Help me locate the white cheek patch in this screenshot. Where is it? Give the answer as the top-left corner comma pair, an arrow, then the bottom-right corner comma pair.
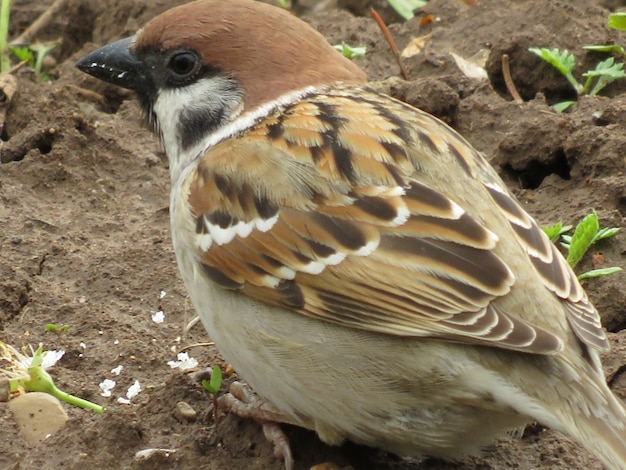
154,76 -> 243,182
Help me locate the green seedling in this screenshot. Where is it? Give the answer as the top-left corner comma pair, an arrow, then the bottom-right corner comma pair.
201,365 -> 222,425
542,221 -> 572,243
9,41 -> 57,80
529,47 -> 625,98
543,211 -> 621,280
333,43 -> 367,60
0,0 -> 57,78
29,41 -> 56,77
45,323 -> 70,333
530,12 -> 626,112
275,0 -> 289,8
386,0 -> 428,21
1,342 -> 104,413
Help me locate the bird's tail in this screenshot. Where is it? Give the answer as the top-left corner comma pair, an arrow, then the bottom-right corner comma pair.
538,370 -> 626,470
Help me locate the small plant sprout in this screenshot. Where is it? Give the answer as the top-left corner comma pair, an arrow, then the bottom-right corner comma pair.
27,41 -> 57,76
542,221 -> 572,244
45,323 -> 70,333
333,43 -> 367,60
386,0 -> 428,21
0,0 -> 57,78
543,212 -> 621,280
201,365 -> 222,424
0,342 -> 104,413
530,12 -> 626,112
529,47 -> 626,98
9,40 -> 57,80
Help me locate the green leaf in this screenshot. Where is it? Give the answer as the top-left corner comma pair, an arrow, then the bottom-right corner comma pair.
566,212 -> 599,268
553,101 -> 576,113
201,365 -> 222,395
9,45 -> 33,63
582,57 -> 625,79
45,323 -> 70,332
592,226 -> 620,243
578,267 -> 623,280
529,47 -> 575,75
542,221 -> 572,243
608,12 -> 626,31
529,47 -> 581,92
333,43 -> 367,60
583,44 -> 625,55
582,57 -> 626,95
386,0 -> 428,20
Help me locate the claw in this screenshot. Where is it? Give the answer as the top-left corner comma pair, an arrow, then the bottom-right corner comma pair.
219,381 -> 295,469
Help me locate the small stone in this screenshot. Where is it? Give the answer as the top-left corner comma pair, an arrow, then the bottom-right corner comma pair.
8,392 -> 68,443
174,401 -> 197,421
0,377 -> 10,402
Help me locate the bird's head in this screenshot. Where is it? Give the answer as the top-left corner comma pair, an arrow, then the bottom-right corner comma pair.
76,0 -> 367,176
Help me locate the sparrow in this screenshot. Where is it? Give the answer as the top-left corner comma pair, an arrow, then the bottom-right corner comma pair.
76,1 -> 626,468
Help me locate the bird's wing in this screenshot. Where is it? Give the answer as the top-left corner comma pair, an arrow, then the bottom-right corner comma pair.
182,87 -> 608,355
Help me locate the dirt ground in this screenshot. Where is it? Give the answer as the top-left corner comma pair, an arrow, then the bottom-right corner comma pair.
2,0 -> 626,469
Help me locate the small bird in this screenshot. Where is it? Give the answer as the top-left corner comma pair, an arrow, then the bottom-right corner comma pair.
76,1 -> 626,468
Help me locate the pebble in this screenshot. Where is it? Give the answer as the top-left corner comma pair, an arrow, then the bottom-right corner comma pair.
8,392 -> 68,443
174,401 -> 197,421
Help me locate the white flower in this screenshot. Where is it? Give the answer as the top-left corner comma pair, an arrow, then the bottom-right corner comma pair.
99,379 -> 116,397
117,380 -> 142,404
167,352 -> 198,371
151,310 -> 165,324
0,343 -> 63,379
39,349 -> 65,369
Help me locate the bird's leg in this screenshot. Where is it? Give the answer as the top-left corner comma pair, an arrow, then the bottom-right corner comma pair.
219,381 -> 295,470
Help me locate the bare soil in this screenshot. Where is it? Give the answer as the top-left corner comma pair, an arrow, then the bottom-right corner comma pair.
2,0 -> 626,469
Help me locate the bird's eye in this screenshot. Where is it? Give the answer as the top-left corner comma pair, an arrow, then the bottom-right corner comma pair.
168,51 -> 198,77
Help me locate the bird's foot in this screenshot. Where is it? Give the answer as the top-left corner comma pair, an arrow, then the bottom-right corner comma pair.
219,380 -> 294,470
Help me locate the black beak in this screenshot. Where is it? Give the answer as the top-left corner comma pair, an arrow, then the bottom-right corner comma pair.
76,37 -> 146,91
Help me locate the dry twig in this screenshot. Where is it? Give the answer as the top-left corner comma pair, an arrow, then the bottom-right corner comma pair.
371,8 -> 410,80
502,54 -> 523,104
